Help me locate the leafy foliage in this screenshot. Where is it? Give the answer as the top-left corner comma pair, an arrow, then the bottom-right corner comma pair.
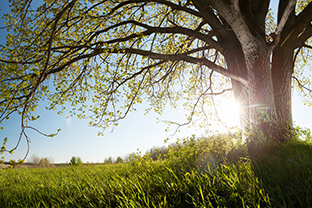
69,156 -> 83,166
1,0 -> 311,154
116,156 -> 124,164
104,156 -> 113,164
147,145 -> 169,161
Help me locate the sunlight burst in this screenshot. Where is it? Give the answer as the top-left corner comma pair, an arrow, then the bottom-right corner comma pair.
217,100 -> 240,128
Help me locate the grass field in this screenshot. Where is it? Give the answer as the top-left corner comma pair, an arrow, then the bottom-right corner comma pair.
1,131 -> 312,207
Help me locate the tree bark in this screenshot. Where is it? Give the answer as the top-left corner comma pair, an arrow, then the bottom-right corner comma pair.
224,48 -> 249,129
271,46 -> 294,142
245,50 -> 281,140
225,45 -> 294,144
224,45 -> 282,143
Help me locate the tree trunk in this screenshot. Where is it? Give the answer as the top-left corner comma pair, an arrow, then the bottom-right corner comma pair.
271,46 -> 294,142
245,51 -> 281,141
225,48 -> 281,142
225,45 -> 280,141
227,47 -> 294,144
214,2 -> 281,141
210,0 -> 296,144
224,49 -> 250,129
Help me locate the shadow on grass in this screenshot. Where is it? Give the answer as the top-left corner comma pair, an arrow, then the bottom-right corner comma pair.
248,140 -> 312,207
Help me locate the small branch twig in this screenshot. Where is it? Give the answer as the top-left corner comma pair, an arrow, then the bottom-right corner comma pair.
292,76 -> 312,93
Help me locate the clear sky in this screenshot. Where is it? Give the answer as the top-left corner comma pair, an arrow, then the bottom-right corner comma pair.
0,0 -> 311,163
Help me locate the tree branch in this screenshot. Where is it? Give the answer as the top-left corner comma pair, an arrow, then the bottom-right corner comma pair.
296,23 -> 312,48
292,76 -> 312,93
85,20 -> 222,52
192,0 -> 228,39
109,0 -> 202,19
17,0 -> 78,128
274,0 -> 296,38
47,47 -> 247,86
291,1 -> 312,46
0,57 -> 43,65
268,0 -> 296,49
204,88 -> 232,96
303,44 -> 312,50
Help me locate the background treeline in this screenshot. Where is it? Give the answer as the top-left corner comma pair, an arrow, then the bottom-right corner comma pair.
104,132 -> 245,167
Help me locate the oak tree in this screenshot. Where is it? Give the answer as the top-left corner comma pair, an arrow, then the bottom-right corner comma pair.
1,0 -> 312,156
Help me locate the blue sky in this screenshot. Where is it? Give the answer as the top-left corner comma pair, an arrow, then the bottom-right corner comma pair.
0,1 -> 312,163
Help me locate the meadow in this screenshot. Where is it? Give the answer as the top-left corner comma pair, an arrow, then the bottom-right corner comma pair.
1,129 -> 312,207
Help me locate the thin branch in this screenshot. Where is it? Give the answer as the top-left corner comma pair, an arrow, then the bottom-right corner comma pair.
115,48 -> 247,85
25,125 -> 61,137
211,92 -> 230,129
296,24 -> 312,47
293,46 -> 302,63
47,47 -> 247,86
204,88 -> 232,96
0,57 -> 43,64
161,85 -> 212,137
109,0 -> 202,19
86,20 -> 221,52
21,0 -> 78,120
303,44 -> 312,50
268,0 -> 296,49
274,0 -> 296,37
292,76 -> 312,93
291,2 -> 312,46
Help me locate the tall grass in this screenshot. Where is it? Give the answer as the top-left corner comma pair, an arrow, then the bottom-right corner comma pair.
0,131 -> 311,207
251,139 -> 312,207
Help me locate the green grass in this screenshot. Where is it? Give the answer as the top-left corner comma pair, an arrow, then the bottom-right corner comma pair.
251,140 -> 312,207
1,132 -> 312,207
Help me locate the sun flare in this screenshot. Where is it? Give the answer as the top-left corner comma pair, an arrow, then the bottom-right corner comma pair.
218,100 -> 240,127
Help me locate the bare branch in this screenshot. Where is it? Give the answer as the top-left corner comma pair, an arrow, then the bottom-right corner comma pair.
204,88 -> 232,96
110,0 -> 202,19
293,46 -> 302,63
192,0 -> 228,39
268,0 -> 296,49
292,76 -> 312,93
297,24 -> 312,47
0,57 -> 43,64
116,48 -> 247,85
25,125 -> 61,137
274,0 -> 296,38
303,44 -> 312,50
292,2 -> 312,46
48,46 -> 246,86
86,20 -> 221,52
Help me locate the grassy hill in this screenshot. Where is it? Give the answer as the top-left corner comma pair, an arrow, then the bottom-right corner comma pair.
0,130 -> 312,207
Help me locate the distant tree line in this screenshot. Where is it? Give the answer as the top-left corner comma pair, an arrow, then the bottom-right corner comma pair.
25,133 -> 248,168
103,139 -> 193,164
69,156 -> 83,166
28,154 -> 54,168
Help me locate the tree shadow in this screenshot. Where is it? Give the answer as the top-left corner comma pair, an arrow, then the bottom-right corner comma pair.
248,140 -> 312,207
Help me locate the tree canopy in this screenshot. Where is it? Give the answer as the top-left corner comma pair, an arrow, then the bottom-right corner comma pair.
0,0 -> 312,158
